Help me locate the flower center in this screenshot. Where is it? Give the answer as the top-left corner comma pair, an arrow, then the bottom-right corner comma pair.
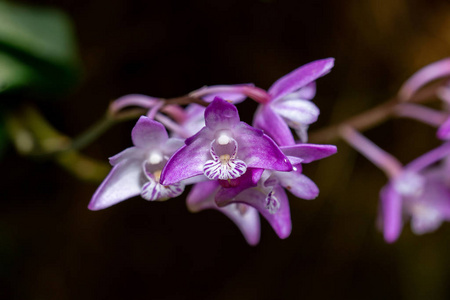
265,190 -> 280,214
153,170 -> 162,182
203,137 -> 247,180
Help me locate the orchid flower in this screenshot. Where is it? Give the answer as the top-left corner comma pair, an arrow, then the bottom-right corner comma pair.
88,116 -> 185,210
189,144 -> 337,241
341,126 -> 450,242
160,97 -> 293,186
381,142 -> 450,242
252,58 -> 335,145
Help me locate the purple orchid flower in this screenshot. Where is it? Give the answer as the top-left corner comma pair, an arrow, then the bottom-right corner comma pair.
159,97 -> 293,186
381,142 -> 450,243
252,58 -> 335,145
88,116 -> 185,211
341,126 -> 450,243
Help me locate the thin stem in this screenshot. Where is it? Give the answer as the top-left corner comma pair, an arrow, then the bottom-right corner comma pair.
309,80 -> 444,144
395,103 -> 447,127
339,125 -> 403,178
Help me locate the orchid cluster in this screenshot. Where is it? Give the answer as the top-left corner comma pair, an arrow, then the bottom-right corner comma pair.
88,58 -> 337,245
341,58 -> 450,243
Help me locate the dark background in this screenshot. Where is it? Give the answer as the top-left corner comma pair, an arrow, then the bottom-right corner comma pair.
2,0 -> 450,299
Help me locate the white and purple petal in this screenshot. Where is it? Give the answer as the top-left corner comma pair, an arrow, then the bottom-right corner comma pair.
230,185 -> 292,239
88,159 -> 142,210
268,58 -> 335,102
203,159 -> 247,180
109,147 -> 142,166
275,167 -> 319,200
141,180 -> 184,201
281,144 -> 337,163
272,98 -> 320,126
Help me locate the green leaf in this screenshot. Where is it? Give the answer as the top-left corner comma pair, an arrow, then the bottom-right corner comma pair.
0,1 -> 80,96
0,52 -> 33,93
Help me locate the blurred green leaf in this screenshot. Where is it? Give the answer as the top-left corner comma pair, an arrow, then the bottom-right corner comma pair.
0,1 -> 80,96
0,52 -> 33,93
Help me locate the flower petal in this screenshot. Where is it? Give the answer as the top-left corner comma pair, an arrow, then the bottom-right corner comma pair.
380,184 -> 403,243
276,168 -> 319,200
290,82 -> 316,100
131,116 -> 168,149
160,133 -> 211,185
398,57 -> 450,101
281,144 -> 337,163
187,180 -> 221,211
272,99 -> 320,125
109,147 -> 142,166
235,122 -> 292,171
268,58 -> 335,102
214,168 -> 264,205
230,185 -> 292,239
253,104 -> 295,146
405,141 -> 450,173
141,180 -> 184,201
88,159 -> 142,210
204,97 -> 240,131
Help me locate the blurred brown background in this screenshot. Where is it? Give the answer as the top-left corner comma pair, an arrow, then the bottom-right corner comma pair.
2,0 -> 450,299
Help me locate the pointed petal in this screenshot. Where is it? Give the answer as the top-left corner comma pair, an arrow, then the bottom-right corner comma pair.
236,122 -> 292,171
276,169 -> 319,200
272,99 -> 320,125
380,184 -> 403,243
232,185 -> 292,239
220,204 -> 261,245
132,116 -> 168,149
253,104 -> 295,146
109,147 -> 142,166
398,57 -> 450,101
281,144 -> 337,163
406,141 -> 450,173
268,58 -> 335,102
204,97 -> 240,131
160,134 -> 211,185
187,181 -> 261,245
88,159 -> 142,210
